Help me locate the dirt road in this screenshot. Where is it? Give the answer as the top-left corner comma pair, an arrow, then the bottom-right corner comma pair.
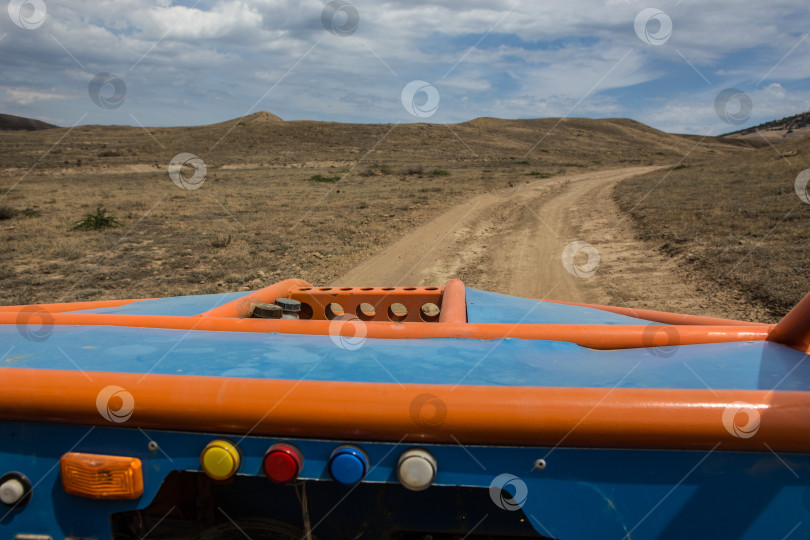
336,167 -> 659,301
337,165 -> 769,320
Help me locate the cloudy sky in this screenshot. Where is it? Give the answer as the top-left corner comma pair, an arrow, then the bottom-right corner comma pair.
1,0 -> 808,134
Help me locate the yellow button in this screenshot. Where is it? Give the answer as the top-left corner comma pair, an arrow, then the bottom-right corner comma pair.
201,440 -> 240,480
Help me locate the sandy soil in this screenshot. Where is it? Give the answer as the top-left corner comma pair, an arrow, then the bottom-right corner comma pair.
0,114 -> 756,312
338,167 -> 660,299
337,166 -> 771,320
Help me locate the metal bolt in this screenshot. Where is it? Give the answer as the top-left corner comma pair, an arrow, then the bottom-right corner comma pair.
148,440 -> 159,452
533,458 -> 547,471
252,303 -> 283,318
275,298 -> 302,313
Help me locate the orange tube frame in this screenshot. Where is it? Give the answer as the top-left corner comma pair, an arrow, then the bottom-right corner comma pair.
543,299 -> 764,327
768,291 -> 810,353
0,278 -> 773,350
2,281 -> 807,451
438,278 -> 467,324
202,278 -> 467,324
0,368 -> 807,452
0,311 -> 770,350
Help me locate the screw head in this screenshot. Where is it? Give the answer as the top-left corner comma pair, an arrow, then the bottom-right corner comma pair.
275,298 -> 302,312
252,303 -> 283,318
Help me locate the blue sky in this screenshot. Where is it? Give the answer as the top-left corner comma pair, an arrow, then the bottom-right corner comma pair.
0,0 -> 808,134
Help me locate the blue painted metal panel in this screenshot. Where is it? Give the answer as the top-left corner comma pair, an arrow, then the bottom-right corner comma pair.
71,291 -> 253,316
2,325 -> 808,390
1,422 -> 808,539
465,288 -> 659,325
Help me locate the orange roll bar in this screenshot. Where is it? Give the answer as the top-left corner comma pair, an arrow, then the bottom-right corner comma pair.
0,311 -> 771,349
541,299 -> 763,327
768,290 -> 810,353
0,368 -> 808,452
438,278 -> 467,324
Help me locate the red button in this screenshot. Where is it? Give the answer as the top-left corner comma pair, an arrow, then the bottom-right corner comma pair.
262,444 -> 302,484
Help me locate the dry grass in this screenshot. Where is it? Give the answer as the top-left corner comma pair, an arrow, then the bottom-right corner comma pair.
614,135 -> 810,320
0,113 -> 745,306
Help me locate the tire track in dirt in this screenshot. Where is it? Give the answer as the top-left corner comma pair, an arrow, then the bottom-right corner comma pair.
337,167 -> 664,302
337,163 -> 771,319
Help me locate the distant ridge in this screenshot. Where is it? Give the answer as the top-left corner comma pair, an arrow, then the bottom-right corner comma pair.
0,113 -> 58,131
0,111 -> 743,172
209,111 -> 284,127
243,111 -> 283,123
725,110 -> 810,141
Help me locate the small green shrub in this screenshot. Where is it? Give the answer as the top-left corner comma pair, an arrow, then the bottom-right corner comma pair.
71,207 -> 120,231
211,234 -> 232,248
308,174 -> 340,183
525,171 -> 552,178
428,168 -> 450,176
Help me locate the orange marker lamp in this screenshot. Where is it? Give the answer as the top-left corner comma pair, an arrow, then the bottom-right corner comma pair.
60,452 -> 144,500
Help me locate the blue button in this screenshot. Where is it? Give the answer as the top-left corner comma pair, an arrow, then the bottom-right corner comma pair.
329,446 -> 368,485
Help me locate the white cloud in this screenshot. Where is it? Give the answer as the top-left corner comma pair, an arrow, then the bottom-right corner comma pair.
441,77 -> 491,92
135,2 -> 264,40
2,87 -> 69,105
0,0 -> 807,130
639,83 -> 810,134
764,82 -> 787,100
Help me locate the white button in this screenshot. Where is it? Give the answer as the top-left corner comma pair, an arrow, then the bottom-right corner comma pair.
397,448 -> 437,491
0,478 -> 25,505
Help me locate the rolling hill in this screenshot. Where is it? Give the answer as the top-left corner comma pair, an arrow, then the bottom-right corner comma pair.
0,113 -> 58,131
0,111 -> 743,172
725,110 -> 810,142
0,111 -> 761,310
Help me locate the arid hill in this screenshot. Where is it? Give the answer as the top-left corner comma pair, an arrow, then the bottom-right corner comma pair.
0,113 -> 58,131
207,111 -> 285,127
0,112 -> 742,173
0,111 -> 754,308
725,110 -> 810,142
